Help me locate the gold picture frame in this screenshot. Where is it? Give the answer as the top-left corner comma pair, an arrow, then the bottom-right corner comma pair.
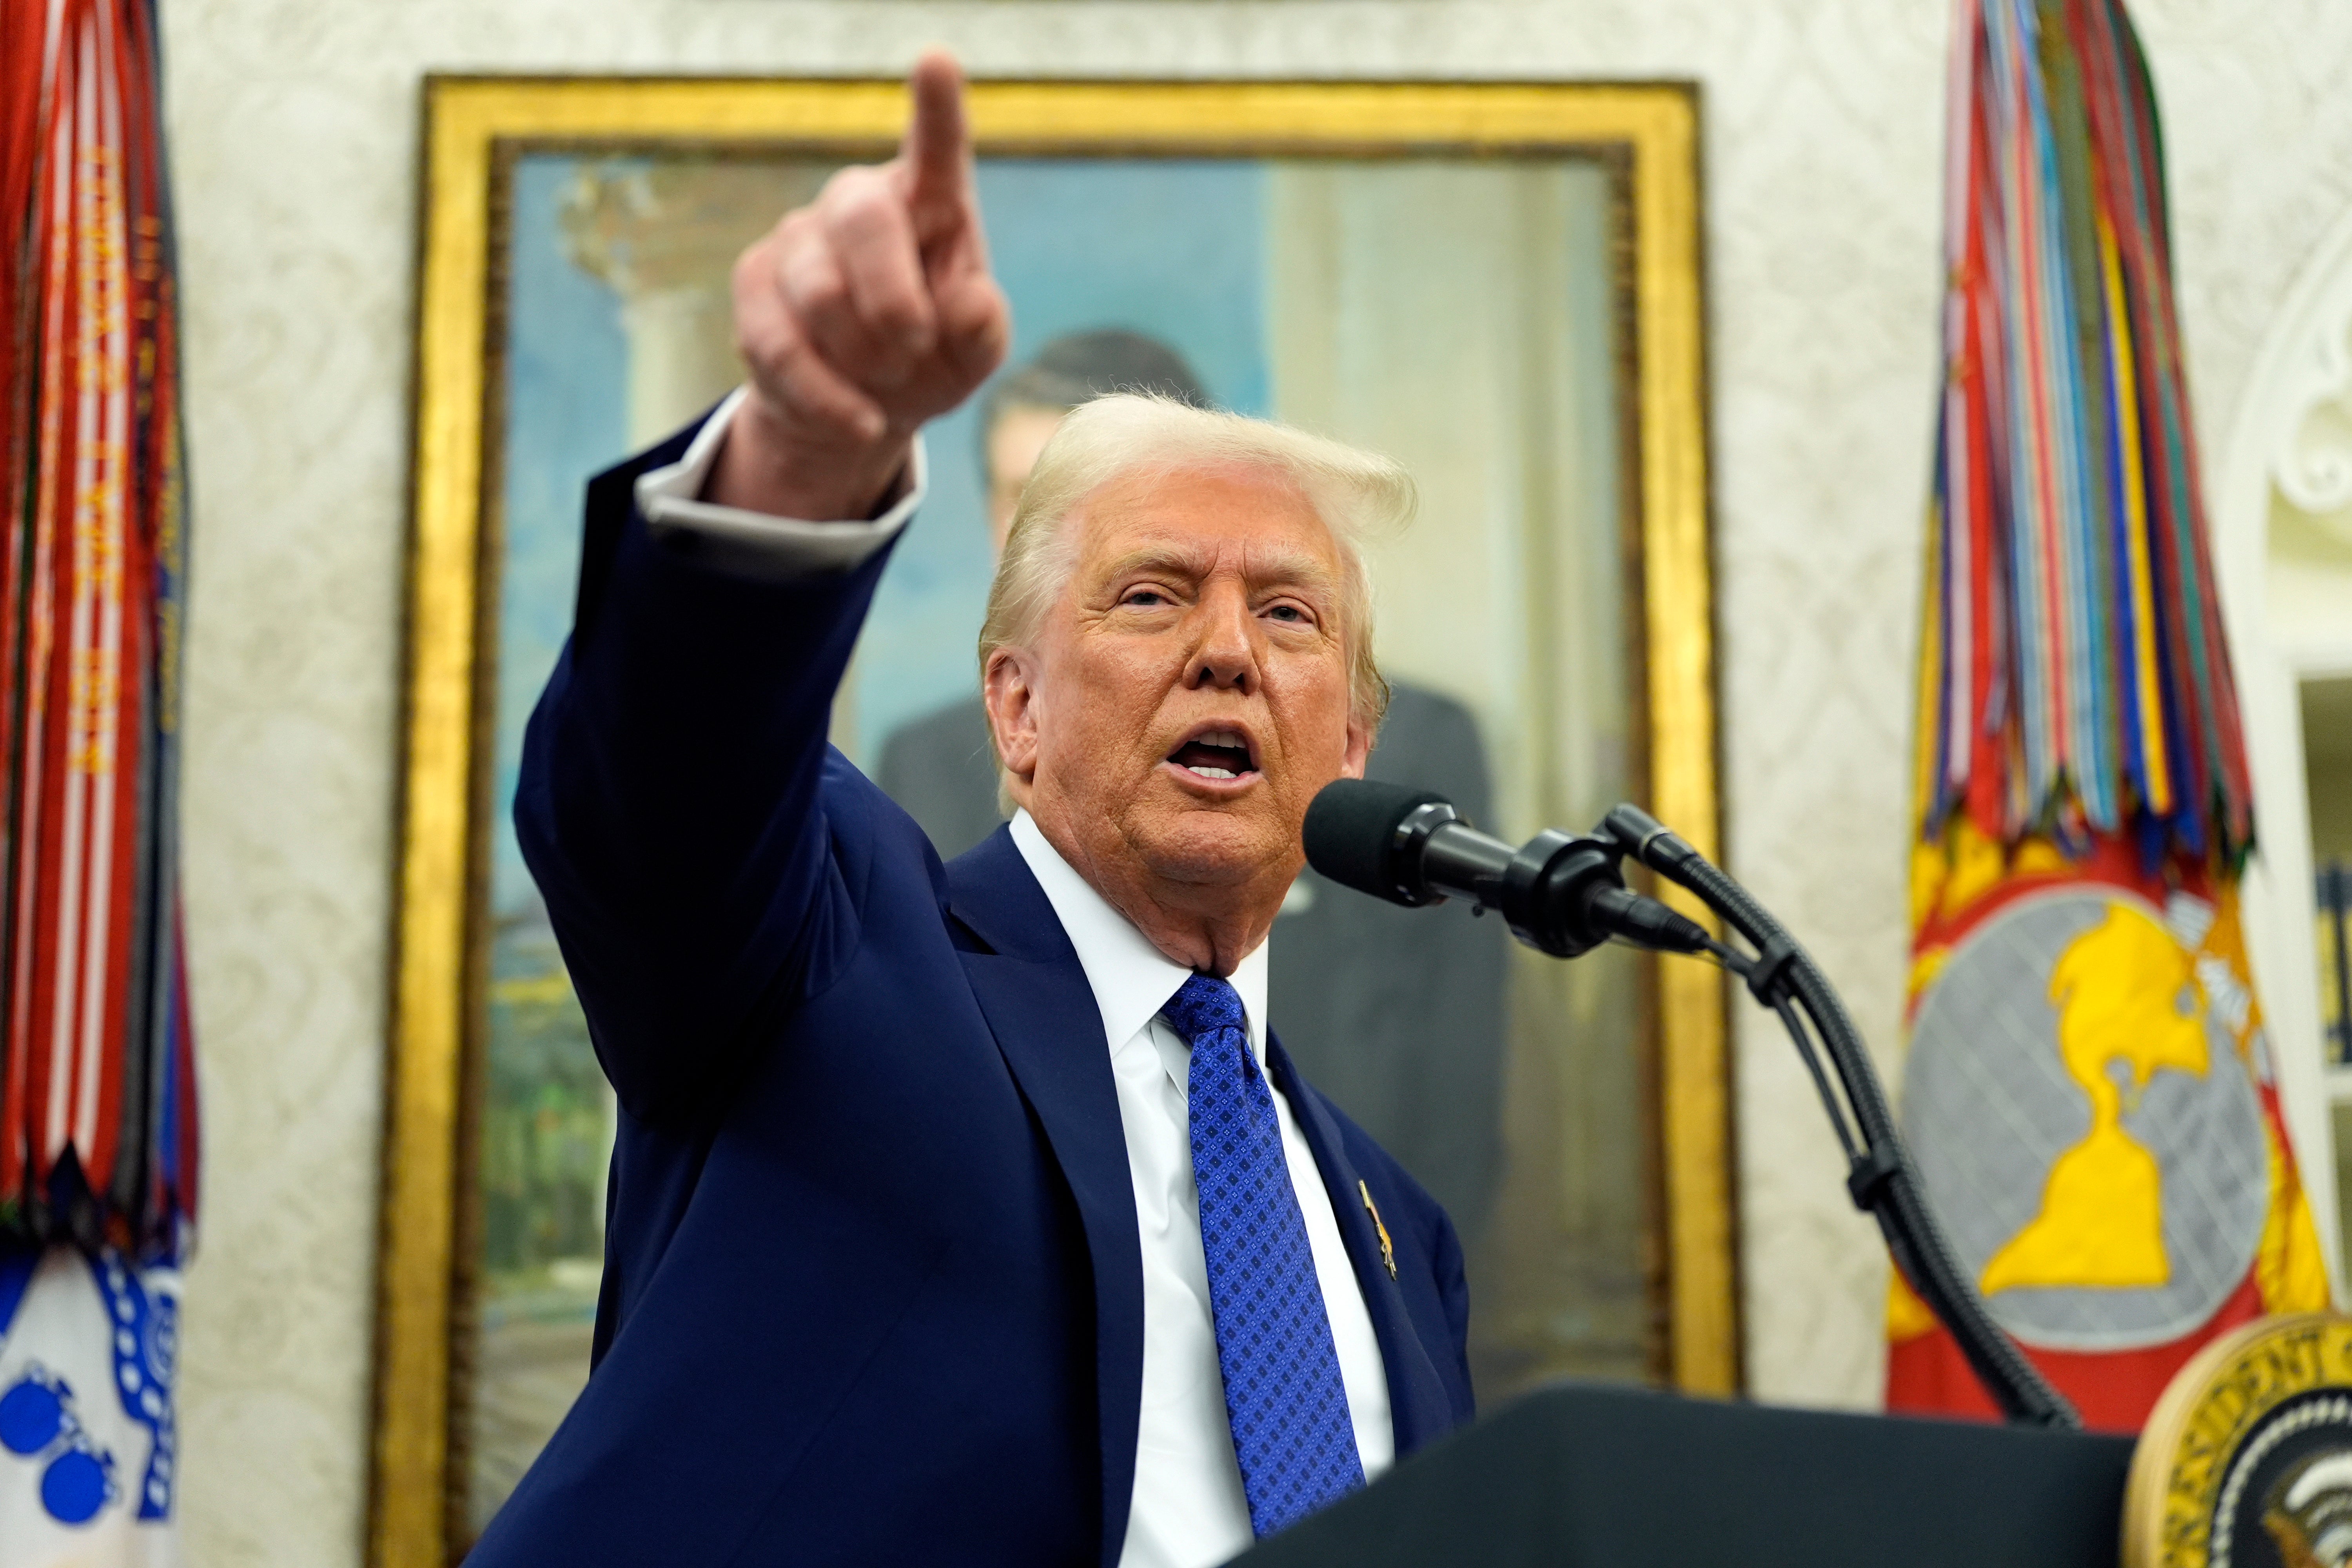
377,74 -> 1726,1568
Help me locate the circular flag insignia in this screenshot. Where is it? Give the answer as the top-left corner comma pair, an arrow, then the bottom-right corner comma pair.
2125,1313 -> 2352,1568
1902,886 -> 2272,1351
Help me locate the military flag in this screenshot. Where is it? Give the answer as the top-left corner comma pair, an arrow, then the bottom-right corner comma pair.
0,0 -> 196,1553
1889,0 -> 2331,1433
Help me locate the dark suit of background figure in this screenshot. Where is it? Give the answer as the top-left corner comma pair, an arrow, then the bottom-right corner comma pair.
472,419 -> 1475,1568
877,682 -> 1510,1238
876,695 -> 1002,865
1267,684 -> 1508,1241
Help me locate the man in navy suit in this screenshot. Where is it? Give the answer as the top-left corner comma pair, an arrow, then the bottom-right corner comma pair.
469,53 -> 1474,1568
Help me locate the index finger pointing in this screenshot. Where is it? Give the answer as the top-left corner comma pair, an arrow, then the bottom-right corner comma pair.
901,49 -> 971,220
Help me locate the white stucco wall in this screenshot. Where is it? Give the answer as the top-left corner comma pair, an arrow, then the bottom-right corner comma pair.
158,1 -> 2352,1562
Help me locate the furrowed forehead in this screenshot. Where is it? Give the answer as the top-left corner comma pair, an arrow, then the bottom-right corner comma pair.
1072,464 -> 1346,596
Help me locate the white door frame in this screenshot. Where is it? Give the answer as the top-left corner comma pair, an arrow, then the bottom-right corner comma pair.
2214,197 -> 2352,1301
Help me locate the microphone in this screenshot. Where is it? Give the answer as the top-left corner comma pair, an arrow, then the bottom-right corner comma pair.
1302,779 -> 1710,959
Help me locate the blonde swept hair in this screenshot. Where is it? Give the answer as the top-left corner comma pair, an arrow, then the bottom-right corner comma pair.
976,394 -> 1411,754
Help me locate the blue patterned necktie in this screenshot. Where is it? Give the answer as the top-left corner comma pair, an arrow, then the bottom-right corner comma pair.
1161,973 -> 1365,1537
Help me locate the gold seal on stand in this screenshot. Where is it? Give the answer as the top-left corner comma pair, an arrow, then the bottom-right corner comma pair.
2125,1314 -> 2352,1568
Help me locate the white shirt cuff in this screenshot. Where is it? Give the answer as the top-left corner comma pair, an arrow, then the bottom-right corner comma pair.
635,386 -> 926,577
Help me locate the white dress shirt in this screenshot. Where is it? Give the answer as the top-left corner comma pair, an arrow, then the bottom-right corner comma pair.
635,386 -> 927,571
1009,811 -> 1393,1568
640,393 -> 1394,1568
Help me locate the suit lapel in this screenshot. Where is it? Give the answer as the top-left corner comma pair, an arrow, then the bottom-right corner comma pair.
946,829 -> 1143,1568
1267,1034 -> 1455,1457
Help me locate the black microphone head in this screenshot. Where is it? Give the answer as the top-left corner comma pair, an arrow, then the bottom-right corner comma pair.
1303,779 -> 1451,904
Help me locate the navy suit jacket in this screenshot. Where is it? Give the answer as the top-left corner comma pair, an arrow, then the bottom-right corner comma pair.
468,418 -> 1475,1568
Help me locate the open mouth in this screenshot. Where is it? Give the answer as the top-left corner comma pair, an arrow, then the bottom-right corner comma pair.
1166,728 -> 1259,782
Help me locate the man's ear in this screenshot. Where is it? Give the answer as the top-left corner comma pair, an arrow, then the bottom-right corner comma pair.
983,648 -> 1041,799
1339,713 -> 1373,781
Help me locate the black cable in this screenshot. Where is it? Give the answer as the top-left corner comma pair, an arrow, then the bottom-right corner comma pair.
1773,992 -> 1861,1163
1699,935 -> 1747,970
1715,935 -> 1863,1163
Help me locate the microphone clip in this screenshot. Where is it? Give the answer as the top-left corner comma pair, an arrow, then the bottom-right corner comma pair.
1497,828 -> 1631,960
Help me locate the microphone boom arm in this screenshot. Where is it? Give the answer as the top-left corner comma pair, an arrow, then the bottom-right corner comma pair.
1298,774 -> 2078,1425
1598,804 -> 2079,1430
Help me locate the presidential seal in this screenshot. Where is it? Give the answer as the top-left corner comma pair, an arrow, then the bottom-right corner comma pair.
2125,1314 -> 2352,1568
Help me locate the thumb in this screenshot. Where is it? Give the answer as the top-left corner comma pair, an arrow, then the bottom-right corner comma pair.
901,49 -> 972,229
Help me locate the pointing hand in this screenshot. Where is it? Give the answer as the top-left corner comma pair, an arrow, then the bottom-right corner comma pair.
710,50 -> 1011,520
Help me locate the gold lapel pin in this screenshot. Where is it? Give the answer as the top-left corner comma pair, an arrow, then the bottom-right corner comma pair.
1359,1180 -> 1397,1279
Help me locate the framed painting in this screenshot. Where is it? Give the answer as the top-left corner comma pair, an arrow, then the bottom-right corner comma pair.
375,75 -> 1726,1566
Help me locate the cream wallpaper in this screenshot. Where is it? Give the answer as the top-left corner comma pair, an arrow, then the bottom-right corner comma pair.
156,0 -> 2352,1562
